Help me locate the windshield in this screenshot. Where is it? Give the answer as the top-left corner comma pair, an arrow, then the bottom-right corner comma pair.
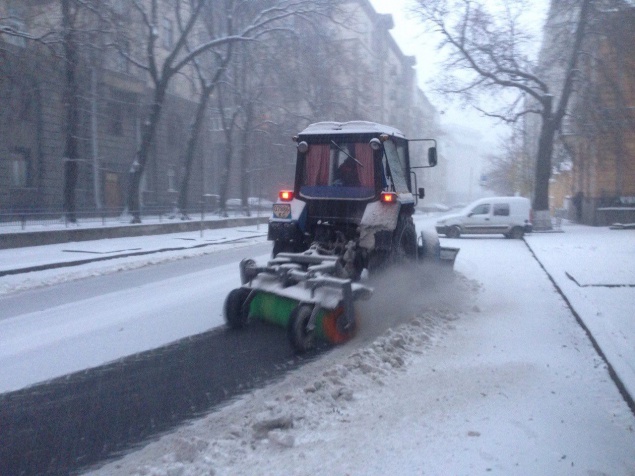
299,141 -> 375,199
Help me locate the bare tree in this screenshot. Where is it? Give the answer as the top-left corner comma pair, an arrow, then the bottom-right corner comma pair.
2,0 -> 105,221
216,81 -> 241,217
60,0 -> 82,223
411,0 -> 592,229
485,123 -> 533,196
279,14 -> 358,122
116,0 -> 326,223
173,5 -> 234,219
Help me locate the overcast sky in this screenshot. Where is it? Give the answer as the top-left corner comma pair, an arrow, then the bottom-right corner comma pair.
367,0 -> 550,199
368,0 -> 549,124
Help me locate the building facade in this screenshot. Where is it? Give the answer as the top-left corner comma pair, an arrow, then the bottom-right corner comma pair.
0,0 -> 443,216
532,0 -> 635,225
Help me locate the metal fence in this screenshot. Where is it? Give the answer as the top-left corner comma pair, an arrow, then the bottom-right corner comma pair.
0,204 -> 268,232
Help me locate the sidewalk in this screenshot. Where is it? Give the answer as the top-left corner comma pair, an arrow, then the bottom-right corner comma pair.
0,214 -> 268,249
525,223 -> 635,409
0,223 -> 269,278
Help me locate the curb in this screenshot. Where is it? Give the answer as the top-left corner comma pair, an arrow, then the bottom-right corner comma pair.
0,216 -> 269,250
0,234 -> 267,278
524,239 -> 635,417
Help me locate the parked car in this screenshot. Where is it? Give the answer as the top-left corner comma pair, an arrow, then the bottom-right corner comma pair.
435,196 -> 533,239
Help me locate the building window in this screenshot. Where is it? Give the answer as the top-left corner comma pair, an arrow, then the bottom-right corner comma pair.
209,112 -> 223,131
112,0 -> 126,16
163,17 -> 173,49
10,149 -> 30,187
3,5 -> 27,48
114,40 -> 130,73
167,166 -> 176,192
19,87 -> 33,121
2,20 -> 27,47
167,114 -> 182,145
109,100 -> 124,136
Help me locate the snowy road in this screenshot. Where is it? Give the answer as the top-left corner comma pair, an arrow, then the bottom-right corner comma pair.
0,241 -> 272,392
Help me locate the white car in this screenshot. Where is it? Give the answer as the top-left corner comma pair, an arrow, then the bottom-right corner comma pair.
436,196 -> 533,239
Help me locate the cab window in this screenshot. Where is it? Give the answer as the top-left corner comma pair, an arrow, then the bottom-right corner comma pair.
383,139 -> 409,193
299,142 -> 375,199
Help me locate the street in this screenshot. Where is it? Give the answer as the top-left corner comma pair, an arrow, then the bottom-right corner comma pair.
1,222 -> 634,475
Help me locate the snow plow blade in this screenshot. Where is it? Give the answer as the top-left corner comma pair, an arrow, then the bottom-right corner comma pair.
224,250 -> 373,353
439,246 -> 460,267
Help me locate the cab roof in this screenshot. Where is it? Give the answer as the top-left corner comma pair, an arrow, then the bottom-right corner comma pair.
298,121 -> 406,139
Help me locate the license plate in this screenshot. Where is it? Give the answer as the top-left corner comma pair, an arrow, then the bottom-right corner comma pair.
272,203 -> 291,219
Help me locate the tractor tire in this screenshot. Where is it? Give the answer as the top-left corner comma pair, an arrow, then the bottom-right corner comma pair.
224,288 -> 251,329
272,240 -> 290,258
367,250 -> 389,275
446,225 -> 461,239
391,216 -> 418,263
288,304 -> 315,353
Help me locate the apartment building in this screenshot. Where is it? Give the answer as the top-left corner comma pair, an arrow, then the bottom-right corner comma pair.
531,0 -> 635,225
0,0 -> 442,215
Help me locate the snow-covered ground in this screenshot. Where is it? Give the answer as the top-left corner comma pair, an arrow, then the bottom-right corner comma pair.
1,217 -> 634,475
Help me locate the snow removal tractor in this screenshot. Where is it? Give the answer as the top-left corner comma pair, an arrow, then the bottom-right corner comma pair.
224,121 -> 458,352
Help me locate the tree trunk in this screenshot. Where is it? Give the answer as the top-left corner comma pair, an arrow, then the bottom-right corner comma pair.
127,87 -> 167,223
533,95 -> 556,230
217,90 -> 234,218
531,0 -> 592,230
176,82 -> 214,218
61,0 -> 80,223
218,140 -> 233,218
239,104 -> 253,217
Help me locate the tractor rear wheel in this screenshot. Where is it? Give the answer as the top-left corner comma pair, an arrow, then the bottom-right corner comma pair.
368,250 -> 389,274
392,216 -> 418,263
224,288 -> 250,329
272,240 -> 290,258
288,304 -> 315,353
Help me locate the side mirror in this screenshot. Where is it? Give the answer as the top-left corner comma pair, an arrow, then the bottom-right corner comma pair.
418,187 -> 425,199
428,147 -> 438,167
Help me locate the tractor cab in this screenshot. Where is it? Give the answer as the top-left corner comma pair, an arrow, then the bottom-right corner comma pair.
270,122 -> 425,257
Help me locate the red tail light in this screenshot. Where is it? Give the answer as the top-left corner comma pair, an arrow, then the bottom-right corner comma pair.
279,190 -> 294,201
380,192 -> 397,204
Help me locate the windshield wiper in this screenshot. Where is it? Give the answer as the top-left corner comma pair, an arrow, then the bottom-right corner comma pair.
331,141 -> 363,167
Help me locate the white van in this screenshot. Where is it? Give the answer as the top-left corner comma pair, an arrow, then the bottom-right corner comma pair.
435,197 -> 533,239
